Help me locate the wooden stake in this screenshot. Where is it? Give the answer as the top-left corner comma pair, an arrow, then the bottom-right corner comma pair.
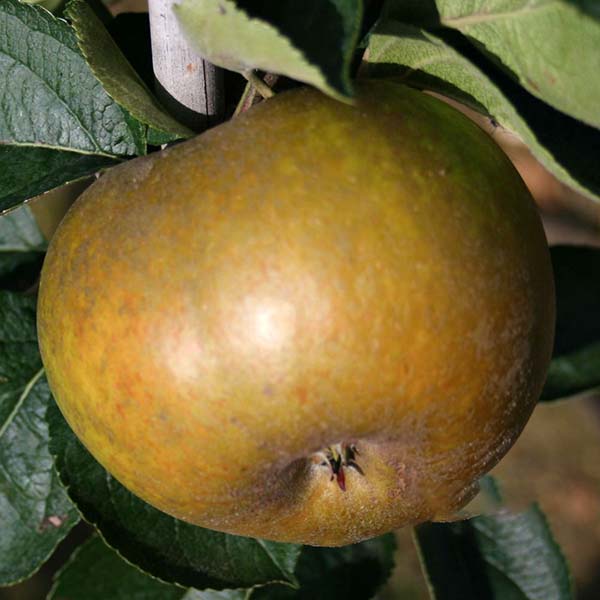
148,0 -> 223,131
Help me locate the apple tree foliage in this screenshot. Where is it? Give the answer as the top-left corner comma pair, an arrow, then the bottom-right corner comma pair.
0,0 -> 598,597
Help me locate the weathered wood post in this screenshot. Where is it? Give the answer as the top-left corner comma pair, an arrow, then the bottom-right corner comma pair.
148,0 -> 223,130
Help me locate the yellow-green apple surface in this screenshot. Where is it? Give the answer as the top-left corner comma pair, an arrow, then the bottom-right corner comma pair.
37,80 -> 555,546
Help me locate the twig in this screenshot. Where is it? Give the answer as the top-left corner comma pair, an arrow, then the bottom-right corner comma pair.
242,70 -> 276,99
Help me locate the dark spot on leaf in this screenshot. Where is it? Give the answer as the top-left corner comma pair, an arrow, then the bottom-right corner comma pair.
38,514 -> 67,531
526,77 -> 541,92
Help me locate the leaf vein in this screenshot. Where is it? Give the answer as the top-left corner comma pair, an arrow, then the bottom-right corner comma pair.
0,367 -> 44,441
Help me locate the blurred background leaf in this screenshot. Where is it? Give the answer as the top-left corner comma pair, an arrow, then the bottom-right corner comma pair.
414,504 -> 573,599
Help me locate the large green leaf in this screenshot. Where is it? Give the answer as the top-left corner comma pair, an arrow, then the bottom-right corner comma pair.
541,246 -> 600,401
414,505 -> 573,599
0,205 -> 46,279
0,292 -> 78,585
0,0 -> 145,156
0,145 -> 118,214
47,403 -> 395,598
47,402 -> 301,591
48,532 -> 395,600
365,21 -> 600,201
49,529 -> 396,600
387,0 -> 600,128
48,535 -> 197,600
65,0 -> 192,142
174,0 -> 362,100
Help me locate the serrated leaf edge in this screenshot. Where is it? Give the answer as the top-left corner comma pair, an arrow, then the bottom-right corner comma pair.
0,371 -> 79,587
47,403 -> 303,593
0,3 -> 111,156
174,0 -> 360,102
254,538 -> 301,589
0,0 -> 145,156
365,21 -> 600,201
64,0 -> 193,140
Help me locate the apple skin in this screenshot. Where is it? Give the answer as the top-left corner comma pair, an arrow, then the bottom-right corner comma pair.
37,80 -> 555,546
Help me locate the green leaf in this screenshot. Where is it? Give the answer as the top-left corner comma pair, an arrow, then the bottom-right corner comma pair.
414,505 -> 573,600
477,475 -> 503,506
542,342 -> 600,401
0,0 -> 145,156
65,0 -> 192,142
0,204 -> 46,279
0,145 -> 118,214
0,292 -> 79,585
174,0 -> 362,101
540,246 -> 600,401
365,22 -> 600,201
251,534 -> 397,600
1,292 -> 41,437
189,534 -> 397,600
394,0 -> 600,129
147,127 -> 185,146
49,534 -> 190,600
47,402 -> 301,591
197,591 -> 248,600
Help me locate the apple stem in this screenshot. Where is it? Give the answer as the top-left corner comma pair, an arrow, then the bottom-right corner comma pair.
233,81 -> 259,117
234,73 -> 279,117
148,0 -> 225,130
242,70 -> 277,100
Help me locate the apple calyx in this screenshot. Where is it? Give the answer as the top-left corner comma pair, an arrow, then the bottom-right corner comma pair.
316,443 -> 363,491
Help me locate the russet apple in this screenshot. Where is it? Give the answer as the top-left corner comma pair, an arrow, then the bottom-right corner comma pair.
37,80 -> 555,546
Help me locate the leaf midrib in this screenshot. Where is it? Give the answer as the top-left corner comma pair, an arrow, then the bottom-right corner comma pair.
0,246 -> 44,252
441,0 -> 558,28
0,367 -> 44,441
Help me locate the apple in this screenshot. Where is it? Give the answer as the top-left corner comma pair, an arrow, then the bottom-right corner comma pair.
37,80 -> 555,546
